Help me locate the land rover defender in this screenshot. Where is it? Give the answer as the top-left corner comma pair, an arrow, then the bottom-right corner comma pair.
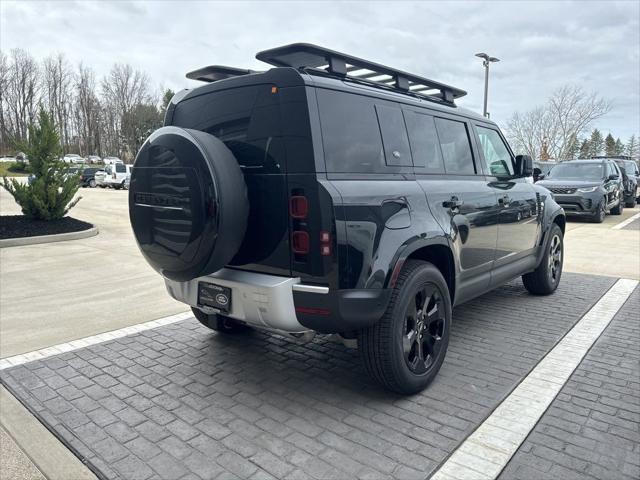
129,44 -> 566,394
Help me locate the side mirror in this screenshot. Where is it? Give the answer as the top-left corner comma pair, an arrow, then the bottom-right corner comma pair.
515,155 -> 533,177
608,174 -> 619,181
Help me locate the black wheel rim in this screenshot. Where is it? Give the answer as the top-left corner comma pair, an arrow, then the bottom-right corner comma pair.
402,284 -> 445,374
548,234 -> 562,282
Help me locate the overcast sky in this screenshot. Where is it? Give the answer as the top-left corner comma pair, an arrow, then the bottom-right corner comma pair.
2,0 -> 639,141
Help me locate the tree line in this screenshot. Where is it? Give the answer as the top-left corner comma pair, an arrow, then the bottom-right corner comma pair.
506,85 -> 639,162
0,49 -> 175,162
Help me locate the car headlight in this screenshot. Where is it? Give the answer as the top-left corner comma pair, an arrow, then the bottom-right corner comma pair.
577,186 -> 598,193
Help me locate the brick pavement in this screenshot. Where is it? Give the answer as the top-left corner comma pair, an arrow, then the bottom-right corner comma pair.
498,286 -> 639,480
0,273 -> 617,480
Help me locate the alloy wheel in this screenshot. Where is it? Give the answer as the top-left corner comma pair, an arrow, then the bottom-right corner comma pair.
402,284 -> 445,374
548,234 -> 562,282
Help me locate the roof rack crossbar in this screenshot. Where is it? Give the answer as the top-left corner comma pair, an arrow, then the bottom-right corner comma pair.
186,65 -> 257,83
255,43 -> 466,104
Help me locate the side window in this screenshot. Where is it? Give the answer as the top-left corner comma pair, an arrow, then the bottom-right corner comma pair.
317,89 -> 384,173
375,105 -> 412,166
116,164 -> 126,173
476,126 -> 514,177
434,118 -> 475,175
403,111 -> 445,173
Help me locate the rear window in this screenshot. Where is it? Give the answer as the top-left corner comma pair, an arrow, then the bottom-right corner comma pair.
172,85 -> 285,174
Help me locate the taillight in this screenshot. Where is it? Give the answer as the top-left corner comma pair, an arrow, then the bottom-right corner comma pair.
289,196 -> 308,219
292,231 -> 310,254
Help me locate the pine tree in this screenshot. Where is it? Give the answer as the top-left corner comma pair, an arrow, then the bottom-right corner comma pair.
604,133 -> 616,156
589,129 -> 604,157
579,139 -> 590,159
614,138 -> 624,156
626,135 -> 639,157
2,110 -> 81,220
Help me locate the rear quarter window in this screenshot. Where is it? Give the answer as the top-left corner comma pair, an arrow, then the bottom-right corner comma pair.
317,89 -> 384,173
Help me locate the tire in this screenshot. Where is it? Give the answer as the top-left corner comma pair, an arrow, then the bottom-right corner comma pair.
358,260 -> 451,395
522,223 -> 563,295
611,198 -> 623,215
89,179 -> 96,188
191,307 -> 249,334
591,198 -> 606,223
625,197 -> 635,208
130,126 -> 249,282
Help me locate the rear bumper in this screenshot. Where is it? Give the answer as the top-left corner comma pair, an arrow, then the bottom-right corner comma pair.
164,268 -> 389,334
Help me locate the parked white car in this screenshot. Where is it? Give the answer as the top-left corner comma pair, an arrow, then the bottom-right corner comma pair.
86,155 -> 102,164
105,163 -> 132,189
103,156 -> 123,165
63,154 -> 85,164
94,169 -> 109,187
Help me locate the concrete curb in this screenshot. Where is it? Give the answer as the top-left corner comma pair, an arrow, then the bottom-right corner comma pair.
0,386 -> 97,480
0,225 -> 98,248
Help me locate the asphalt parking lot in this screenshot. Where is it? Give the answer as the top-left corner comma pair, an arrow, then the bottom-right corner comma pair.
1,184 -> 639,480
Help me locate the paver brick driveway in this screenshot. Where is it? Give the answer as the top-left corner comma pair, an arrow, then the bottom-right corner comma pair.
0,273 -> 624,479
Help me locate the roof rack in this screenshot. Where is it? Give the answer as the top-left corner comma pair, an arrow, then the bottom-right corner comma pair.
186,65 -> 257,83
591,155 -> 634,160
255,43 -> 466,105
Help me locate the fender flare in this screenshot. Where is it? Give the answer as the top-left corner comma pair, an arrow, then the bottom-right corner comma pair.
384,235 -> 457,289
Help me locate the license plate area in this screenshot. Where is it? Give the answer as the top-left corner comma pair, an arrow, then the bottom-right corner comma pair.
197,282 -> 232,314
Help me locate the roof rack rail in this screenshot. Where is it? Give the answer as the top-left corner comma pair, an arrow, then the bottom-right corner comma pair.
591,155 -> 634,160
186,65 -> 257,83
255,43 -> 466,105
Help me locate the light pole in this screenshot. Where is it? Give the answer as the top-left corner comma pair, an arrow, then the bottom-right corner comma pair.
475,53 -> 499,118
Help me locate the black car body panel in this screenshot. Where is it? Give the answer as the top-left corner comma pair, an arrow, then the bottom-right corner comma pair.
149,56 -> 565,334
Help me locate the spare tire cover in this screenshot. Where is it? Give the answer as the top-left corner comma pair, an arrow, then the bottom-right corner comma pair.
129,126 -> 248,281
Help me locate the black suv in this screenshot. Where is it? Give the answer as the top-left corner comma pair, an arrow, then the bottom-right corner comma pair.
537,159 -> 624,222
129,44 -> 565,394
611,158 -> 639,207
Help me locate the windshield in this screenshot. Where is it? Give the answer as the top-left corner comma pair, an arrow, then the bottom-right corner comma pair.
547,163 -> 605,181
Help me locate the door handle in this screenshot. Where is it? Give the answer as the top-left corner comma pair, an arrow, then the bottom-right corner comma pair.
443,196 -> 463,209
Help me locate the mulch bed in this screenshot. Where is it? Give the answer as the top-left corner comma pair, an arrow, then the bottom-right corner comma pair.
0,215 -> 93,239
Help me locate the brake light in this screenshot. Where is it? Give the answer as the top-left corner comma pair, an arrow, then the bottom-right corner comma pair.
289,196 -> 308,219
292,231 -> 310,254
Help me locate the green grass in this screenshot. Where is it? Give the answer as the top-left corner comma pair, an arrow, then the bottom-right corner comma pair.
0,162 -> 29,177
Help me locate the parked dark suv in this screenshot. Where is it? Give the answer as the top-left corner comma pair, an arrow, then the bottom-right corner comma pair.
129,44 -> 566,394
537,159 -> 624,222
611,158 -> 639,207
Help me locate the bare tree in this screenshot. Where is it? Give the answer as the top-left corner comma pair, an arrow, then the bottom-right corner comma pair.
0,51 -> 9,153
101,64 -> 151,159
507,85 -> 612,161
42,53 -> 74,150
4,49 -> 40,143
75,63 -> 101,156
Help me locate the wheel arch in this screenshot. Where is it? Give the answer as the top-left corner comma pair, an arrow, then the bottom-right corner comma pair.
386,238 -> 456,304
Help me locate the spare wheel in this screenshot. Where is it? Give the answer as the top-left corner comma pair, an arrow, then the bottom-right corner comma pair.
129,126 -> 248,281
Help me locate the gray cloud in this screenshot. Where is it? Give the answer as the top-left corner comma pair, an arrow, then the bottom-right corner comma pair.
1,0 -> 638,141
